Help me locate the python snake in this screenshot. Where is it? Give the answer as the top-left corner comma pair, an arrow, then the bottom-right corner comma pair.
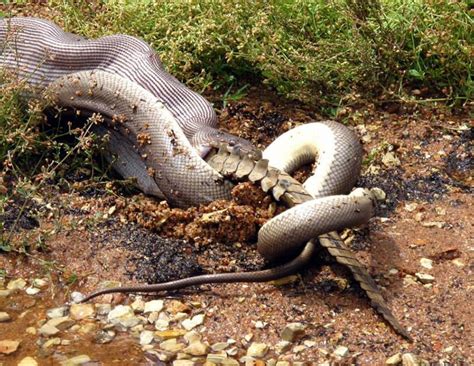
0,17 -> 410,339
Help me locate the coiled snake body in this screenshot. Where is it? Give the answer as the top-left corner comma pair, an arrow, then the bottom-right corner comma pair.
0,17 -> 409,338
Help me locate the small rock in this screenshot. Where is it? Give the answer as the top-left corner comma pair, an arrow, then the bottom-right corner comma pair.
107,305 -> 140,329
160,338 -> 186,353
415,272 -> 435,284
144,300 -> 164,313
421,221 -> 445,228
0,340 -> 20,354
333,346 -> 349,357
221,358 -> 239,366
275,340 -> 292,353
293,345 -> 306,353
32,278 -> 48,288
382,152 -> 400,167
184,330 -> 202,343
452,259 -> 465,267
94,330 -> 116,344
227,346 -> 238,356
47,307 -> 68,319
403,275 -> 418,286
78,323 -> 97,334
60,354 -> 91,365
211,342 -> 228,351
0,311 -> 11,322
131,297 -> 146,312
388,268 -> 399,275
155,329 -> 187,340
167,300 -> 190,314
39,324 -> 60,337
18,356 -> 38,366
46,317 -> 75,331
26,287 -> 41,295
254,321 -> 266,329
247,342 -> 268,358
386,353 -> 402,365
442,346 -> 454,353
303,340 -> 316,348
95,303 -> 112,316
70,291 -> 85,303
7,278 -> 26,290
207,353 -> 228,363
0,289 -> 12,297
173,361 -> 196,366
276,362 -> 291,366
70,303 -> 95,320
402,353 -> 420,366
26,327 -> 36,335
281,322 -> 306,342
42,337 -> 61,349
404,203 -> 418,212
419,258 -> 433,269
370,187 -> 386,201
183,340 -> 209,356
140,330 -> 155,345
268,275 -> 298,286
182,313 -> 205,330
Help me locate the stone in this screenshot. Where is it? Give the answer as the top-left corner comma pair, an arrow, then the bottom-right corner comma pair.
386,353 -> 402,365
415,272 -> 435,284
0,311 -> 11,322
211,342 -> 228,351
26,327 -> 36,335
107,305 -> 141,329
70,303 -> 95,320
404,203 -> 418,212
160,338 -> 186,353
95,303 -> 112,316
173,361 -> 196,366
184,330 -> 202,343
140,330 -> 155,345
155,329 -> 187,340
227,346 -> 238,356
281,322 -> 306,342
42,337 -> 61,348
18,356 -> 39,366
254,321 -> 266,329
221,358 -> 239,366
46,317 -> 75,331
207,353 -> 228,363
32,278 -> 48,288
276,362 -> 291,366
0,340 -> 20,354
131,297 -> 146,312
333,346 -> 349,357
303,340 -> 316,348
402,353 -> 420,366
246,342 -> 268,358
144,300 -> 164,313
382,152 -> 400,167
7,278 -> 26,290
167,300 -> 190,314
183,341 -> 209,356
47,307 -> 68,319
60,354 -> 91,365
26,287 -> 41,295
275,340 -> 292,353
370,187 -> 386,201
0,289 -> 11,297
39,324 -> 60,336
419,258 -> 433,269
95,330 -> 116,344
70,291 -> 85,303
293,345 -> 306,353
78,323 -> 97,334
182,313 -> 205,330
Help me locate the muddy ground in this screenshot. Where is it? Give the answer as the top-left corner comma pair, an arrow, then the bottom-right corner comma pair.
0,87 -> 472,365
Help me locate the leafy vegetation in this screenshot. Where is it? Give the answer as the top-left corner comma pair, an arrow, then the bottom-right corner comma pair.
48,0 -> 473,106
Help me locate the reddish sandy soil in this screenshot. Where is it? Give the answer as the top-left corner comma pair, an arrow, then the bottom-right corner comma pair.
1,87 -> 472,365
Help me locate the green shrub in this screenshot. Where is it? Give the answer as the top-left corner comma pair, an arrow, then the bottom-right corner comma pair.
50,0 -> 472,108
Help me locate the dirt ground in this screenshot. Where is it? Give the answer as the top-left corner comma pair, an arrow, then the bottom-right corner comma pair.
0,86 -> 472,365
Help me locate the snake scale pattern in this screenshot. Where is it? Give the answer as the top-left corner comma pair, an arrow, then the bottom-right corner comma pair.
0,17 -> 410,339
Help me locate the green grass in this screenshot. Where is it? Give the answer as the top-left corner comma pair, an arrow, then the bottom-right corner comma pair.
48,0 -> 473,107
